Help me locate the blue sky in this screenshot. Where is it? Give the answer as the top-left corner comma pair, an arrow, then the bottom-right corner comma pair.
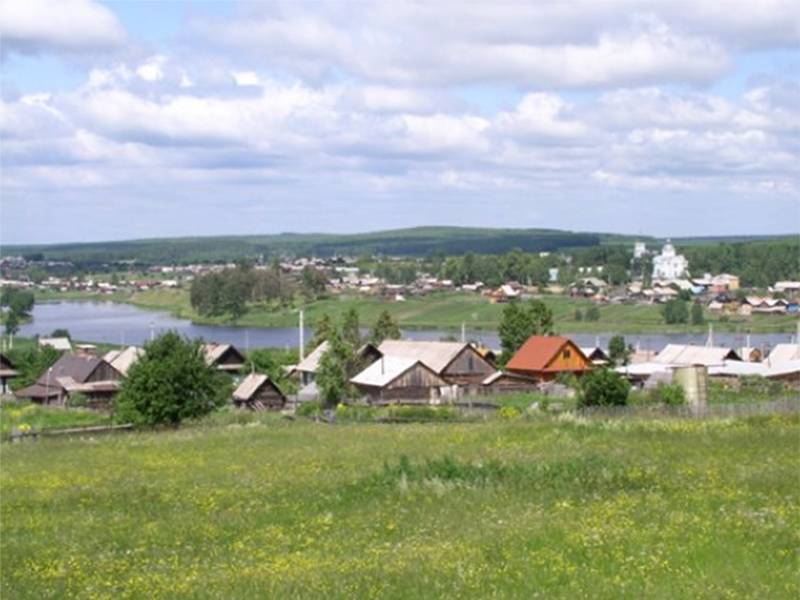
1,0 -> 798,245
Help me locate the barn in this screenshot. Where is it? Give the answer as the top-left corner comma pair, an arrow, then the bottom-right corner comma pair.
232,374 -> 287,411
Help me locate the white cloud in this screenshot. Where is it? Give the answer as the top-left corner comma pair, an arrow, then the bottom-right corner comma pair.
495,94 -> 589,141
136,56 -> 167,83
197,5 -> 731,89
0,0 -> 126,57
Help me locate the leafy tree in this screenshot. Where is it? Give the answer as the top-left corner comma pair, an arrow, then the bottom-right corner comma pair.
309,313 -> 336,350
301,266 -> 328,300
585,305 -> 601,322
603,264 -> 629,286
608,334 -> 632,366
245,348 -> 297,394
51,328 -> 71,340
369,309 -> 401,345
4,312 -> 20,338
578,369 -> 630,408
315,331 -> 355,408
115,331 -> 232,426
341,307 -> 362,348
1,288 -> 34,317
8,345 -> 61,391
691,302 -> 705,326
498,299 -> 555,364
662,299 -> 689,325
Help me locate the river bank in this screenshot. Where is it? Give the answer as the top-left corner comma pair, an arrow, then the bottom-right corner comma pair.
20,300 -> 798,351
34,288 -> 799,336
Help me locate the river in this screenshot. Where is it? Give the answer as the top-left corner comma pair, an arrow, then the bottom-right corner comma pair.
18,300 -> 797,353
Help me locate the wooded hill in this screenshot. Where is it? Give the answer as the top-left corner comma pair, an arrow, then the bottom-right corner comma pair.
4,227 -> 620,264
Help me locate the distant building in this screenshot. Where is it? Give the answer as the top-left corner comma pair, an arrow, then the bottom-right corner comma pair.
652,241 -> 689,281
633,241 -> 647,260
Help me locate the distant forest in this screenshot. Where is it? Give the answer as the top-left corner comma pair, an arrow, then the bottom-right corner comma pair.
3,227 -> 610,264
3,227 -> 798,287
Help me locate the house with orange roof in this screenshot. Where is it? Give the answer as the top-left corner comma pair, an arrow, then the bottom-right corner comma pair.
506,336 -> 592,382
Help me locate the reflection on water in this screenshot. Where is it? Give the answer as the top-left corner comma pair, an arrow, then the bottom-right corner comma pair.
19,300 -> 796,351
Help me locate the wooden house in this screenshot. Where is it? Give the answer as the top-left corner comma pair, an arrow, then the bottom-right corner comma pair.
103,346 -> 144,376
0,353 -> 19,394
233,374 -> 287,411
351,356 -> 447,403
203,343 -> 246,373
293,342 -> 382,387
506,336 -> 592,382
377,340 -> 495,385
13,354 -> 122,409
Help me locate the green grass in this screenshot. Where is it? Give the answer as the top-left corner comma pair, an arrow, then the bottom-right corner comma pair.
2,414 -> 798,599
35,286 -> 799,334
0,401 -> 113,437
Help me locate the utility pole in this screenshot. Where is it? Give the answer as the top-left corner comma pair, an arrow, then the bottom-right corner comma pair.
299,309 -> 305,362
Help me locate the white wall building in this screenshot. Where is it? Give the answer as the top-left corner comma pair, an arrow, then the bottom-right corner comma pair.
652,241 -> 689,281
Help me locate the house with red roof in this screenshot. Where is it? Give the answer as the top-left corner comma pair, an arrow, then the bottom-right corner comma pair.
506,336 -> 592,382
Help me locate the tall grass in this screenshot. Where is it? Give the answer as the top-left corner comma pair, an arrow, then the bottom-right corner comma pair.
2,416 -> 798,599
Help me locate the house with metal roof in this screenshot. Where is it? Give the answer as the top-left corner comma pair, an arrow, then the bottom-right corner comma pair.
377,340 -> 495,385
293,341 -> 382,386
766,343 -> 800,364
506,336 -> 592,382
351,356 -> 447,403
103,346 -> 144,376
653,344 -> 741,366
13,354 -> 122,408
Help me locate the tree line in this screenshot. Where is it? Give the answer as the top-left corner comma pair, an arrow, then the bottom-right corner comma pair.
189,260 -> 329,318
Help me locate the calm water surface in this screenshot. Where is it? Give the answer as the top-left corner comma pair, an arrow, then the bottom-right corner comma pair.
19,301 -> 797,352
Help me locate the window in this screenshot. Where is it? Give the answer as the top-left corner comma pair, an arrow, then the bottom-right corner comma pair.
563,349 -> 571,359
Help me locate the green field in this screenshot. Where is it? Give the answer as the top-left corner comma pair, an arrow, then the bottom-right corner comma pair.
109,288 -> 799,335
2,414 -> 798,599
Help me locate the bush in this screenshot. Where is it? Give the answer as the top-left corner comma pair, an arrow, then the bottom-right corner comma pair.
578,369 -> 630,408
387,406 -> 458,421
498,406 -> 522,420
67,392 -> 89,409
115,331 -> 232,427
296,401 -> 323,418
651,382 -> 686,406
334,403 -> 376,422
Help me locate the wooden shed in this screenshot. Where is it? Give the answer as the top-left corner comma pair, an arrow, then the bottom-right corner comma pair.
232,374 -> 287,411
204,343 -> 246,373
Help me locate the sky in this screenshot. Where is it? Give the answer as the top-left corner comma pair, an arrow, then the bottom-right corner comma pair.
1,0 -> 798,245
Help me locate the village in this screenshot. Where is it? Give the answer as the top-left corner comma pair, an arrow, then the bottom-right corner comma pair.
2,240 -> 799,317
2,238 -> 799,418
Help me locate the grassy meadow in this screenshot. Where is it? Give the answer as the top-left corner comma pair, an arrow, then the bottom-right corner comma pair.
51,287 -> 797,335
2,414 -> 798,599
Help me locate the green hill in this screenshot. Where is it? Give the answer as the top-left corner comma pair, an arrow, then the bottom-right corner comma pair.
2,226 -> 632,264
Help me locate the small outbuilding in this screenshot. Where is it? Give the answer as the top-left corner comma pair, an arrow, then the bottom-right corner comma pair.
232,374 -> 287,411
204,343 -> 246,373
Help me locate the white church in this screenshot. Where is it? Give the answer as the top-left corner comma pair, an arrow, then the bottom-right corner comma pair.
652,241 -> 689,281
